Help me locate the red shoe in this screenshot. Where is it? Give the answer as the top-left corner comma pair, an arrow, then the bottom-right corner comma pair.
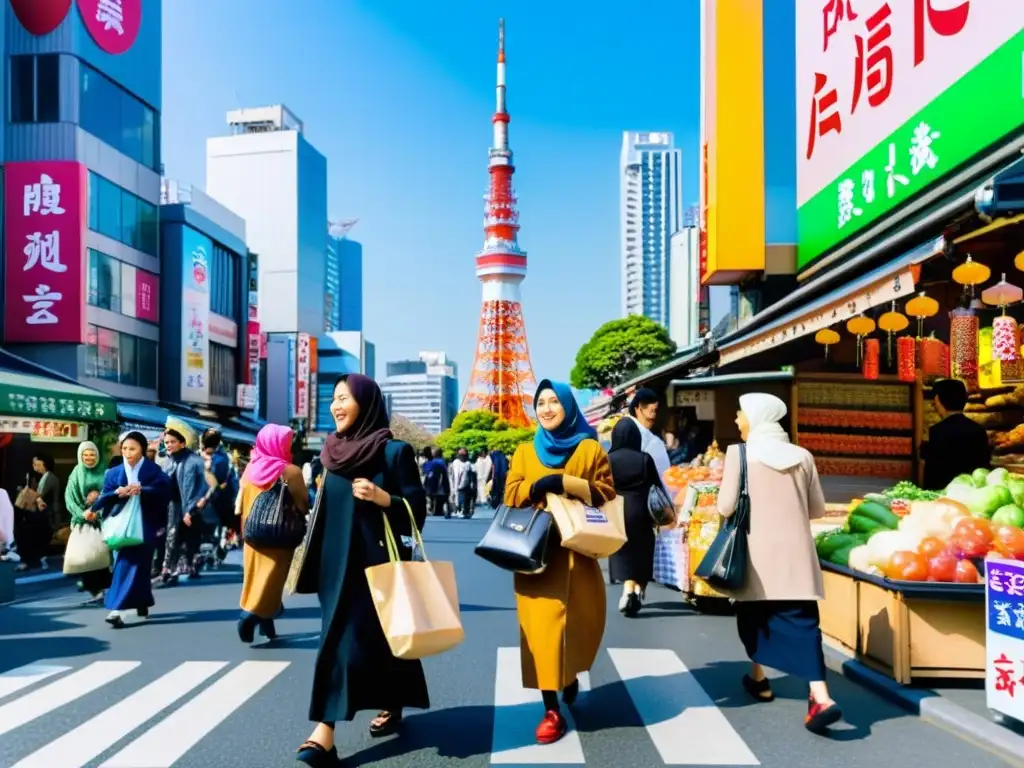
805,695 -> 843,732
535,709 -> 567,744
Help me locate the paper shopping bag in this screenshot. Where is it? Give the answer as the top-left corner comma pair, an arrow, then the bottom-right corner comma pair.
545,493 -> 626,560
63,524 -> 111,575
364,500 -> 464,660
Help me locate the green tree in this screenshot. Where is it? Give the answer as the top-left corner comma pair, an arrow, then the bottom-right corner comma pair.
487,426 -> 535,456
570,315 -> 677,390
433,409 -> 532,459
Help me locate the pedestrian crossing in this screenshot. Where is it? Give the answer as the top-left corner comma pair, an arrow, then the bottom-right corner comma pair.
0,648 -> 759,766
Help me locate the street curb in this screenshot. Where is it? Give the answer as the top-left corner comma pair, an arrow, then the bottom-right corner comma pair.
822,644 -> 1024,767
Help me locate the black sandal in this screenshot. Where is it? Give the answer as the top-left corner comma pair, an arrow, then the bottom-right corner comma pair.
295,740 -> 337,766
742,674 -> 775,702
368,710 -> 403,738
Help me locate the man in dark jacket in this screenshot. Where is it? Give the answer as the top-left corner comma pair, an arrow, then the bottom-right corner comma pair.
922,379 -> 992,491
201,429 -> 238,561
161,422 -> 209,583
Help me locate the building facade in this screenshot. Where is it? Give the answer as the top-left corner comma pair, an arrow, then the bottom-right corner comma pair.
668,226 -> 700,348
312,331 -> 375,431
1,0 -> 163,402
158,181 -> 249,410
205,105 -> 327,336
620,131 -> 683,328
325,223 -> 363,332
381,351 -> 458,435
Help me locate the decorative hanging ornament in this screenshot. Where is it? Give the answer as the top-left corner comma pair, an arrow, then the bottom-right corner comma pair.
981,272 -> 1023,315
878,300 -> 909,367
1014,249 -> 1024,273
846,315 -> 875,366
905,292 -> 939,337
814,328 -> 840,360
952,256 -> 991,302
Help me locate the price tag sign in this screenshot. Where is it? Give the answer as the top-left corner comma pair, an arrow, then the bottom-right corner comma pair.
674,389 -> 715,421
985,557 -> 1024,722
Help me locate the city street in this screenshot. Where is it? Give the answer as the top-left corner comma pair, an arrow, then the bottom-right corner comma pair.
0,515 -> 1012,768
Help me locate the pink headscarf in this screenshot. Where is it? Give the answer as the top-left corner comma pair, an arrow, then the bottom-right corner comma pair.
242,424 -> 294,487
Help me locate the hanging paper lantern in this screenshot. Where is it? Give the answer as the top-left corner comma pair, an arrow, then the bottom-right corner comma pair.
952,256 -> 991,302
814,328 -> 840,360
878,301 -> 909,366
905,292 -> 939,337
979,327 -> 1003,389
918,334 -> 946,377
862,338 -> 880,380
950,308 -> 979,389
897,336 -> 916,382
1014,249 -> 1024,273
846,315 -> 876,366
982,273 -> 1023,310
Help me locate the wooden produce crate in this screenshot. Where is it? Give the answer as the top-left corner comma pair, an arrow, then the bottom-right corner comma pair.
819,563 -> 985,685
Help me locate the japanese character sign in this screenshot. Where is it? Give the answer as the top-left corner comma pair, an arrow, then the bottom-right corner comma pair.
986,558 -> 1024,721
76,0 -> 141,56
3,162 -> 87,344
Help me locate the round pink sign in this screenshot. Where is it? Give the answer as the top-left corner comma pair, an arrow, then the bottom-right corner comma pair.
76,0 -> 140,55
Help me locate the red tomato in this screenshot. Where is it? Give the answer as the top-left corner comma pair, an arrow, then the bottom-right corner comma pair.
954,559 -> 981,584
952,532 -> 992,559
927,553 -> 958,582
918,537 -> 949,559
993,525 -> 1024,560
953,517 -> 992,542
885,550 -> 920,580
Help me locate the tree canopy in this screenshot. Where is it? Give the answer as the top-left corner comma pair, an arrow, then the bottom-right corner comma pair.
434,409 -> 535,459
570,315 -> 677,390
389,414 -> 434,452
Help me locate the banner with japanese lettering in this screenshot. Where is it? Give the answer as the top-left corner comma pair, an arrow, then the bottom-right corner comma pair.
4,161 -> 88,344
295,333 -> 311,420
180,226 -> 211,404
985,557 -> 1024,721
797,4 -> 1024,270
77,0 -> 140,55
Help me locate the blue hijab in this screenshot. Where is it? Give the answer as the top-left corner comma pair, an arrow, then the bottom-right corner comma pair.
533,379 -> 598,469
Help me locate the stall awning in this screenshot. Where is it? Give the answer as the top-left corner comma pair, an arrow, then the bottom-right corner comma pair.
669,370 -> 795,390
179,415 -> 256,447
117,402 -> 171,428
117,402 -> 257,446
0,368 -> 117,423
717,237 -> 941,368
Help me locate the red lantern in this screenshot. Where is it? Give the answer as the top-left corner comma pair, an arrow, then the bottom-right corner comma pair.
863,338 -> 881,380
897,336 -> 916,382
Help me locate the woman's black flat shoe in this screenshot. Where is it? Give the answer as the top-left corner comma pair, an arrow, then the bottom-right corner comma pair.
368,710 -> 403,738
742,674 -> 775,703
295,740 -> 337,766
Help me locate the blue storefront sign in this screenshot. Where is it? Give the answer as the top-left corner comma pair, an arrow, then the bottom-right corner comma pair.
985,557 -> 1024,720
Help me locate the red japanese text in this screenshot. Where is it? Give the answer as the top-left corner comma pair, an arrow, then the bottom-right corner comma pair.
806,73 -> 843,160
822,0 -> 858,52
852,3 -> 893,113
914,0 -> 970,66
993,653 -> 1017,698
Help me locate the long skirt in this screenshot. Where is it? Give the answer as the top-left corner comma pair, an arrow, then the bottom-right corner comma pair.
514,546 -> 605,691
608,495 -> 656,585
105,544 -> 155,611
240,542 -> 294,619
735,600 -> 826,682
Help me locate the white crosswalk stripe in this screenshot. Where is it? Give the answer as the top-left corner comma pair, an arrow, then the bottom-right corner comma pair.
0,663 -> 70,700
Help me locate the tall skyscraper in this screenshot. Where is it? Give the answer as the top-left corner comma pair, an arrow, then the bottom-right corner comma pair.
382,352 -> 459,435
206,105 -> 327,335
326,221 -> 363,332
620,131 -> 683,327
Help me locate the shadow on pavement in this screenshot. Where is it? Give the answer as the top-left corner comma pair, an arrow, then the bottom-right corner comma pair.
341,703 -> 495,765
0,635 -> 110,670
0,604 -> 86,636
459,603 -> 514,613
118,605 -> 322,627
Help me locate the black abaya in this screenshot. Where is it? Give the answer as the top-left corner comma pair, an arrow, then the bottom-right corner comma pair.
607,422 -> 659,585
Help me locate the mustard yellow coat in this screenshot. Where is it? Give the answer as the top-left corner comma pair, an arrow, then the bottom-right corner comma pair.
505,439 -> 616,691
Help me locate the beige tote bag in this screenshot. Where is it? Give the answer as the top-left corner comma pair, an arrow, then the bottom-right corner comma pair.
545,493 -> 627,560
365,500 -> 465,660
63,524 -> 111,575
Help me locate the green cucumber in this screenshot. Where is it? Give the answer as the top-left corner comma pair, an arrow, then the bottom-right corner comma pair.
851,500 -> 901,529
846,514 -> 887,535
816,533 -> 862,559
830,546 -> 855,567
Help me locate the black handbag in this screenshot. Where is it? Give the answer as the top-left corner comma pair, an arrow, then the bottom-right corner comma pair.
694,444 -> 750,591
475,504 -> 556,575
243,478 -> 307,550
647,484 -> 677,527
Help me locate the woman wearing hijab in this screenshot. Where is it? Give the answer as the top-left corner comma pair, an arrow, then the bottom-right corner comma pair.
717,393 -> 842,732
91,431 -> 171,628
236,424 -> 309,643
607,418 -> 660,616
505,379 -> 615,745
295,374 -> 427,767
65,441 -> 112,602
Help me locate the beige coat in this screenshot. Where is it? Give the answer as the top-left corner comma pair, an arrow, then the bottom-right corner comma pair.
716,443 -> 825,602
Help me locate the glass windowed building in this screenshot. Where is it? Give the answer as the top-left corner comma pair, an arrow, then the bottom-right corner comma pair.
380,352 -> 459,435
325,228 -> 363,333
1,1 -> 164,402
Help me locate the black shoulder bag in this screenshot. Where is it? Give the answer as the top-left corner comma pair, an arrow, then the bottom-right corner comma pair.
694,444 -> 750,591
243,478 -> 307,550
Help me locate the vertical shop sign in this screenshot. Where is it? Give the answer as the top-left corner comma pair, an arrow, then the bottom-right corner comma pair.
181,227 -> 211,403
308,336 -> 319,431
295,333 -> 311,420
286,336 -> 296,421
985,558 -> 1024,722
76,0 -> 141,55
4,162 -> 88,344
245,321 -> 260,385
135,269 -> 159,323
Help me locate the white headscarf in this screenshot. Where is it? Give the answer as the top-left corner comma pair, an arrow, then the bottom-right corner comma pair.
739,393 -> 806,472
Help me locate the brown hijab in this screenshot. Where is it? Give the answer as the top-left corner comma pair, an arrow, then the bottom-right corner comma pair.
321,374 -> 393,479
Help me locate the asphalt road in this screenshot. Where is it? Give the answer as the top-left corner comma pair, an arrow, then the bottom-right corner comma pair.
0,513 -> 1013,768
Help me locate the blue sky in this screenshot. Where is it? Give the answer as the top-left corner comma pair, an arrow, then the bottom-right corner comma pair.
161,0 -> 715,394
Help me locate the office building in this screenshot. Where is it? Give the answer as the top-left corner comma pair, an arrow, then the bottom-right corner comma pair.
668,227 -> 700,348
205,104 -> 327,336
326,221 -> 363,332
1,1 -> 163,401
620,131 -> 683,328
311,331 -> 376,431
159,180 -> 252,409
381,351 -> 459,435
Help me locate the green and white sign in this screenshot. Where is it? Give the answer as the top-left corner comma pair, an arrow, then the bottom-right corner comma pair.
796,3 -> 1024,271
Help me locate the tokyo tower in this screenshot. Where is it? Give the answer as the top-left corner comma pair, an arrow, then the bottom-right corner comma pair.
460,18 -> 537,428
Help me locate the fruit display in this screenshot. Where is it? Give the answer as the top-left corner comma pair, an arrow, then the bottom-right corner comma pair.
798,434 -> 912,457
960,385 -> 1024,453
798,409 -> 912,430
685,482 -> 728,599
817,468 -> 1024,584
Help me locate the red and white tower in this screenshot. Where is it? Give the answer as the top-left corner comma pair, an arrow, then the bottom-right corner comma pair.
461,18 -> 537,428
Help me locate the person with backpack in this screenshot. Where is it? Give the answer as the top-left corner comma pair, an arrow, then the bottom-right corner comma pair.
235,423 -> 309,643
200,429 -> 239,562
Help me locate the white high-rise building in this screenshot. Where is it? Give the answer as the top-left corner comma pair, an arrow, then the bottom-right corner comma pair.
669,226 -> 700,348
620,131 -> 683,327
382,352 -> 460,435
205,105 -> 327,335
